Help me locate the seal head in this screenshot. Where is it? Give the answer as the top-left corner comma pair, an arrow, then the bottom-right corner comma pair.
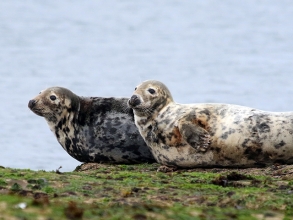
28,87 -> 79,125
128,80 -> 173,118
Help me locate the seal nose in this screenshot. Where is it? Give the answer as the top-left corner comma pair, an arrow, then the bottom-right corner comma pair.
28,99 -> 36,109
129,95 -> 141,107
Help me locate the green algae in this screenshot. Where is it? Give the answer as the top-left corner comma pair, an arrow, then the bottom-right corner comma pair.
0,163 -> 293,219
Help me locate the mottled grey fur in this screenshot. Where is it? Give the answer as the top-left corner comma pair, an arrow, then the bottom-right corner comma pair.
128,80 -> 293,168
28,87 -> 155,163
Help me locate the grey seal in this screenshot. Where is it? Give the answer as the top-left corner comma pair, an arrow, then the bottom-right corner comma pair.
28,87 -> 155,164
128,80 -> 293,168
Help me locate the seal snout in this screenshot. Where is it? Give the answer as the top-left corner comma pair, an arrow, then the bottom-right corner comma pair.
28,99 -> 36,109
128,95 -> 141,108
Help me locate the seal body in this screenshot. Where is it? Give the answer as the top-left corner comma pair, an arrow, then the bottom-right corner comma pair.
28,87 -> 155,163
128,80 -> 293,168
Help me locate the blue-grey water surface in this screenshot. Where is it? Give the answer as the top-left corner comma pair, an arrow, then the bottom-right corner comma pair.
1,0 -> 293,171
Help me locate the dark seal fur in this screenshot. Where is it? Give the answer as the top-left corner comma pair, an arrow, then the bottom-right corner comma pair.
128,80 -> 293,168
28,87 -> 155,163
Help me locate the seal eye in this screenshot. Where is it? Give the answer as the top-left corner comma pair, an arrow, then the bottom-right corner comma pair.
135,87 -> 137,91
50,95 -> 56,101
148,88 -> 156,94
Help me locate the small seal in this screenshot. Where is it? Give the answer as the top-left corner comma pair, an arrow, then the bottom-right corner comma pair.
28,87 -> 155,164
128,80 -> 293,168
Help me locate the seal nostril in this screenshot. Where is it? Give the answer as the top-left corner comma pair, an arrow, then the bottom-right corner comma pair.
129,95 -> 141,107
131,95 -> 138,101
28,99 -> 36,108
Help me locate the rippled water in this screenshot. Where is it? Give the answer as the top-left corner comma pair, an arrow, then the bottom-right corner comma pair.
1,0 -> 293,171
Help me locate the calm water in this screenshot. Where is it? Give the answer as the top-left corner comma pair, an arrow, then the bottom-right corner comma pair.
1,0 -> 293,171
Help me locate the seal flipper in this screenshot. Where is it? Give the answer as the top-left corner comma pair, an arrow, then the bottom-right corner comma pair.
178,121 -> 210,152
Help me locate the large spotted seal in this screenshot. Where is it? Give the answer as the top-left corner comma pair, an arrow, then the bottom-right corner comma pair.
28,87 -> 155,164
128,80 -> 293,168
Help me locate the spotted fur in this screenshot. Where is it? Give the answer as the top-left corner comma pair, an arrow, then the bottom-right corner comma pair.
28,87 -> 155,163
128,80 -> 293,168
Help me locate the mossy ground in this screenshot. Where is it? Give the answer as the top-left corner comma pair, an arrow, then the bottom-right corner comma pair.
0,163 -> 293,219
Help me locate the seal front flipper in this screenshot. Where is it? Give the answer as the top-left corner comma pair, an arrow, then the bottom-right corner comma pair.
178,121 -> 211,153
